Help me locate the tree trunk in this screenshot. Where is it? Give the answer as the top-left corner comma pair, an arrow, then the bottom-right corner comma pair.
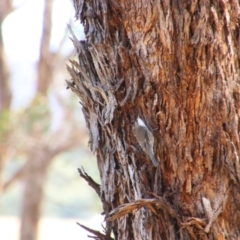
19,1 -> 54,240
37,0 -> 54,95
20,148 -> 51,240
0,22 -> 11,111
68,0 -> 240,239
0,0 -> 13,194
0,0 -> 12,111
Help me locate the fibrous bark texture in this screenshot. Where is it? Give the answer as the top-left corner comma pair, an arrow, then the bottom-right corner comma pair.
68,1 -> 240,239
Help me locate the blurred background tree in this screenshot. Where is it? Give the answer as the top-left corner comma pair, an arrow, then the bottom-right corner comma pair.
0,0 -> 101,240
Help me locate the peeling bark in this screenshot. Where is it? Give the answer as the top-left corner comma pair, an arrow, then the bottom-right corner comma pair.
69,0 -> 240,239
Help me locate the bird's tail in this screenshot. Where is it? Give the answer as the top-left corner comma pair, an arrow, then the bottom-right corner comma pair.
149,150 -> 159,167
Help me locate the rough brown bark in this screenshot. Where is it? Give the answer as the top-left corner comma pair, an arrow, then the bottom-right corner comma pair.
68,0 -> 240,239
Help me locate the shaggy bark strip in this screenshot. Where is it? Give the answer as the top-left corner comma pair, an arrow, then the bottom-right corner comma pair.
68,0 -> 240,239
77,222 -> 114,240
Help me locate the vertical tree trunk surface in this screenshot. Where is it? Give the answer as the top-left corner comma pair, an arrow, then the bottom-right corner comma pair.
68,1 -> 240,239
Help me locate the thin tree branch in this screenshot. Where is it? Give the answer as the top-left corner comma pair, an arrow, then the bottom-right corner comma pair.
78,167 -> 100,197
76,222 -> 113,240
2,163 -> 25,191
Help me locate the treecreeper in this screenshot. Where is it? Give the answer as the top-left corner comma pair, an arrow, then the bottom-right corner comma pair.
134,120 -> 159,167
